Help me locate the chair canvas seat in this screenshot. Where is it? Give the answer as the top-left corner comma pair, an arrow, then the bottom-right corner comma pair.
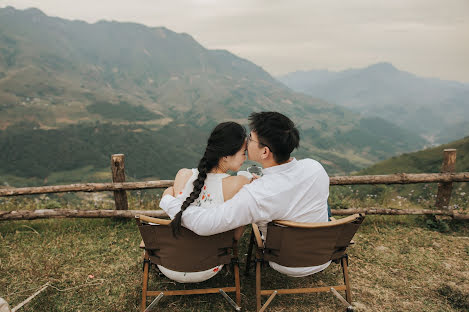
138,221 -> 234,272
264,217 -> 363,267
246,213 -> 365,312
136,215 -> 241,311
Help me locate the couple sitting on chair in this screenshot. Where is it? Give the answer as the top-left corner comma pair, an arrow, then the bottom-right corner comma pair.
160,111 -> 330,283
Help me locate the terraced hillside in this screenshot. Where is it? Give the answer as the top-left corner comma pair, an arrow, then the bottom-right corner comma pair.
0,7 -> 426,184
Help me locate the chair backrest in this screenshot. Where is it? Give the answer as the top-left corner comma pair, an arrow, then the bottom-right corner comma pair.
136,216 -> 235,272
263,214 -> 365,267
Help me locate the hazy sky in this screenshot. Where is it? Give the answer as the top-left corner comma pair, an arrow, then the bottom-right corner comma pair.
2,0 -> 468,82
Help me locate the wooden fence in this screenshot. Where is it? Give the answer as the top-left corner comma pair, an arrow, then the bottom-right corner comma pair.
1,149 -> 468,221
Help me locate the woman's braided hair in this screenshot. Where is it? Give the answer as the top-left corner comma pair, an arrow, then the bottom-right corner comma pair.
171,122 -> 246,237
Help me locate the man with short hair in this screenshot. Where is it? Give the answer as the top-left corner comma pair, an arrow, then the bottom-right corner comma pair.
160,111 -> 330,276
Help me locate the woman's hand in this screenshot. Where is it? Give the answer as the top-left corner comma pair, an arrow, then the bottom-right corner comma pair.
250,173 -> 260,183
163,186 -> 174,197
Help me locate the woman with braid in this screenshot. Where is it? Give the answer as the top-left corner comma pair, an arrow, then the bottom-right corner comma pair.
158,121 -> 250,283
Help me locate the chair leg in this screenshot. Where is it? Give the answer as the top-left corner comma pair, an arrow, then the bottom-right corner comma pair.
145,292 -> 164,312
259,291 -> 277,312
234,263 -> 241,306
219,289 -> 241,311
245,230 -> 255,275
141,251 -> 150,312
232,244 -> 241,307
330,287 -> 352,307
256,261 -> 261,312
231,242 -> 241,306
341,256 -> 352,303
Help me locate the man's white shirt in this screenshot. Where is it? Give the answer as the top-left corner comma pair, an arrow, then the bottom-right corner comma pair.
160,158 -> 331,277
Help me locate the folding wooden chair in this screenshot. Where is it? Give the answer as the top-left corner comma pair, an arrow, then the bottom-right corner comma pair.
245,213 -> 365,312
136,215 -> 241,311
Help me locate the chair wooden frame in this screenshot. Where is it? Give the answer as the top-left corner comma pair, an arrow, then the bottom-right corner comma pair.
136,215 -> 241,312
245,214 -> 365,312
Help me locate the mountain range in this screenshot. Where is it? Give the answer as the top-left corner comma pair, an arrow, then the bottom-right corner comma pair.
278,63 -> 469,144
0,7 -> 428,185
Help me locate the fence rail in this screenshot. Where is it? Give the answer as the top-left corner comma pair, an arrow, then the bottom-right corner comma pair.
1,207 -> 468,221
1,149 -> 468,221
0,180 -> 175,197
1,173 -> 468,197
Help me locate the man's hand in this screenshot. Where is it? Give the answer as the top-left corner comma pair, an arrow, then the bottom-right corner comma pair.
162,186 -> 174,197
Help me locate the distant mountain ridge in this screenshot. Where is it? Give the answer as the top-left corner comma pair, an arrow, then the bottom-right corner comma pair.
0,6 -> 281,127
0,7 -> 427,184
278,63 -> 469,144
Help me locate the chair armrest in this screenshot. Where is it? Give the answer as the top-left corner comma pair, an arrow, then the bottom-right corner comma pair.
251,223 -> 263,248
138,215 -> 171,225
274,214 -> 364,229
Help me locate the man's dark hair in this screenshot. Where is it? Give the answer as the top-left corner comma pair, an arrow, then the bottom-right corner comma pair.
248,112 -> 299,164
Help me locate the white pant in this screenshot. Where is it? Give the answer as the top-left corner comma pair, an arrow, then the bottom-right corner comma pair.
269,260 -> 331,277
157,264 -> 224,283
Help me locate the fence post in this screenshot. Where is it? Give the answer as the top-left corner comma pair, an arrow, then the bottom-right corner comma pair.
111,154 -> 129,210
435,149 -> 457,212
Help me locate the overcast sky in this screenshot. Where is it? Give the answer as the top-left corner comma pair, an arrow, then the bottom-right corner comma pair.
2,0 -> 468,82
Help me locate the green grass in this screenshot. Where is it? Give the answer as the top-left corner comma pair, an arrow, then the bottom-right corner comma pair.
1,215 -> 468,311
86,101 -> 162,122
329,184 -> 468,212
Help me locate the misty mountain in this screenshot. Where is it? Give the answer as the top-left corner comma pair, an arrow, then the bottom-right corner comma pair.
0,7 -> 427,184
278,63 -> 469,144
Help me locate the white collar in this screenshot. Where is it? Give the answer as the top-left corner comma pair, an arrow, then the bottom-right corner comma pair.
262,158 -> 297,175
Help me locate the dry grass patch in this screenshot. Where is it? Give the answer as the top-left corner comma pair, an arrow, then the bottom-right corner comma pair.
0,216 -> 468,311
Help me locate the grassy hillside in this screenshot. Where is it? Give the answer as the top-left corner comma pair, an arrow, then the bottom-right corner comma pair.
327,136 -> 469,211
0,122 -> 211,182
0,7 -> 428,184
0,120 -> 367,186
360,136 -> 469,175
